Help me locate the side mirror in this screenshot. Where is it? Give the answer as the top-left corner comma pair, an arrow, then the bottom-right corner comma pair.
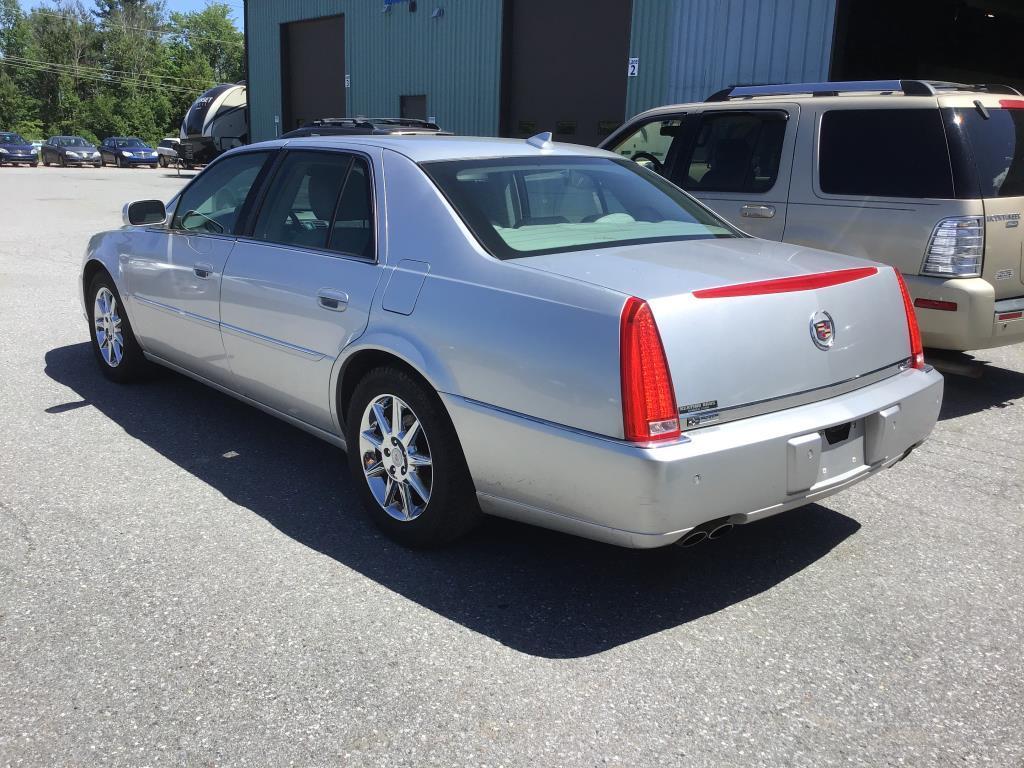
123,199 -> 167,226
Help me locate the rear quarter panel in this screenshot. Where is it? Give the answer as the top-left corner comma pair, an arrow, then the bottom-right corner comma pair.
356,149 -> 628,438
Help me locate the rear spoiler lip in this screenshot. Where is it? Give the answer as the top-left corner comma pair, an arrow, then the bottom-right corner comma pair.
692,267 -> 879,299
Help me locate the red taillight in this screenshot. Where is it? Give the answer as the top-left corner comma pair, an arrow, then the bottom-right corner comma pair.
998,99 -> 1024,109
894,269 -> 925,369
620,297 -> 680,442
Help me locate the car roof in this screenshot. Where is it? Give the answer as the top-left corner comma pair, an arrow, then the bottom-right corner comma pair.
267,134 -> 618,162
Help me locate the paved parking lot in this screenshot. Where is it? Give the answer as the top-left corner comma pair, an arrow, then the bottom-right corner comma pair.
1,165 -> 1023,767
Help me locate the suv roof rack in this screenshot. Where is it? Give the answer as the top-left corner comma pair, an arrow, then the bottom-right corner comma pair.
705,79 -> 1023,101
312,116 -> 441,130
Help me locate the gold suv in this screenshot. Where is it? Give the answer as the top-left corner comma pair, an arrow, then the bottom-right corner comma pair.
603,80 -> 1024,351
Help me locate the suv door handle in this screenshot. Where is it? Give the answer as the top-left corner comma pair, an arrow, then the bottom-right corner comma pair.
193,262 -> 214,278
741,204 -> 776,219
317,289 -> 349,312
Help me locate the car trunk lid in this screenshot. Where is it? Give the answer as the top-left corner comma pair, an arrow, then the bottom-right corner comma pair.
519,237 -> 912,417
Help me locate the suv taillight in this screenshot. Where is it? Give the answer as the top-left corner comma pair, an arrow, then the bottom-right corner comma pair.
894,269 -> 926,370
922,216 -> 983,277
620,297 -> 680,442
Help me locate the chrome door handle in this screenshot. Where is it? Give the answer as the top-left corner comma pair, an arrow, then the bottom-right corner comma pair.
317,289 -> 349,312
741,204 -> 776,219
193,262 -> 214,279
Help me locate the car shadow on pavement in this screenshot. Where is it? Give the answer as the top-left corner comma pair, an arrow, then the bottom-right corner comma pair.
938,363 -> 1024,421
45,342 -> 860,659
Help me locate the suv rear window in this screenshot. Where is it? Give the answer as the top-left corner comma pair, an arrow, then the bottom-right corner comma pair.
949,107 -> 1024,198
819,109 -> 955,198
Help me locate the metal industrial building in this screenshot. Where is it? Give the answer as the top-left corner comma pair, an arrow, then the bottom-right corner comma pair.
243,0 -> 1024,144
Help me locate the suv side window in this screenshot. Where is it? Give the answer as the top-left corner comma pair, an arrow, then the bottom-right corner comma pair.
171,151 -> 270,235
607,117 -> 687,177
252,152 -> 375,259
682,111 -> 787,193
819,109 -> 954,198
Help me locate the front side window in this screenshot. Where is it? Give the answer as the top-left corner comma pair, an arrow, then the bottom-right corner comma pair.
252,151 -> 375,258
422,156 -> 737,261
819,109 -> 954,198
607,117 -> 687,176
681,111 -> 786,193
172,151 -> 270,235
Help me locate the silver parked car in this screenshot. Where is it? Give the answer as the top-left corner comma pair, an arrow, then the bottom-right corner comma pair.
80,135 -> 943,548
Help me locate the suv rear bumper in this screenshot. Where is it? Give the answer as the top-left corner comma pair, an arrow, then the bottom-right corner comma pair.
443,366 -> 943,548
905,275 -> 1024,350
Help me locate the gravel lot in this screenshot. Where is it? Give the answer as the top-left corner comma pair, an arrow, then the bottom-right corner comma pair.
1,165 -> 1023,767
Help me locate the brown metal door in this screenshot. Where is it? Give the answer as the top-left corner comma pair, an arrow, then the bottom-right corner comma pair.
281,15 -> 345,131
501,0 -> 632,146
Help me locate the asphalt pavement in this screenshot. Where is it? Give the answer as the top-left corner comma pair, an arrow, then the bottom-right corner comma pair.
1,165 -> 1022,767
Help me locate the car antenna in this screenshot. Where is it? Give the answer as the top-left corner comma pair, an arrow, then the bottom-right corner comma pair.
526,131 -> 553,149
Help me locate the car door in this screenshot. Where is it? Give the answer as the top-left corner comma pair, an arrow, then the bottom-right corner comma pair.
99,139 -> 111,164
42,138 -> 55,164
670,107 -> 798,240
219,149 -> 383,432
123,149 -> 273,383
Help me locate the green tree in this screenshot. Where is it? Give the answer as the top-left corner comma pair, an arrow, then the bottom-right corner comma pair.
168,3 -> 243,83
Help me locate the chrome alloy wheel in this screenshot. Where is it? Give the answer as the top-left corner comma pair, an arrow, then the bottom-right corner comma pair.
93,287 -> 124,367
358,394 -> 433,521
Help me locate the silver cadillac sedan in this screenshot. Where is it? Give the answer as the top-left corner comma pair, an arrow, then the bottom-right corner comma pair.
80,134 -> 943,548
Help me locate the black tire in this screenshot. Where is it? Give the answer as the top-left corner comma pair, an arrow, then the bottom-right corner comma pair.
346,366 -> 480,547
116,155 -> 125,168
59,154 -> 67,167
43,156 -> 49,167
30,162 -> 37,168
158,155 -> 167,168
94,163 -> 102,168
86,271 -> 149,383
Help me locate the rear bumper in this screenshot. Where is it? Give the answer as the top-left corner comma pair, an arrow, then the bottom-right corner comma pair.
906,275 -> 1024,350
443,366 -> 943,548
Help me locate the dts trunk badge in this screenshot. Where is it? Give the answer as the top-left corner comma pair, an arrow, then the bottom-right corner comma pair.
810,311 -> 835,350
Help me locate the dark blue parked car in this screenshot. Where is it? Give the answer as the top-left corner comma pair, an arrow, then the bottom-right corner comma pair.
99,136 -> 160,168
0,131 -> 38,166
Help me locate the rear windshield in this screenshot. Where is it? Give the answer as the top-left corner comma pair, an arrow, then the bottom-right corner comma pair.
422,156 -> 737,260
948,107 -> 1024,198
0,132 -> 27,144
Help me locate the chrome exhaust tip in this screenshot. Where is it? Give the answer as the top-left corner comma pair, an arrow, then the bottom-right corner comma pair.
677,529 -> 708,547
707,522 -> 734,540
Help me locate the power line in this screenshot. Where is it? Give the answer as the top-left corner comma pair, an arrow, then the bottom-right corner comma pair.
0,56 -> 209,94
28,7 -> 245,48
2,53 -> 217,89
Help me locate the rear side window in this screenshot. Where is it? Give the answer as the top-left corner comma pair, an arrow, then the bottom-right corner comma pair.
819,109 -> 954,198
951,107 -> 1024,198
682,111 -> 786,193
252,152 -> 375,258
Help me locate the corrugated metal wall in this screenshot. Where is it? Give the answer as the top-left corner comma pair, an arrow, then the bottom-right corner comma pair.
246,0 -> 837,140
246,0 -> 504,142
625,0 -> 837,120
